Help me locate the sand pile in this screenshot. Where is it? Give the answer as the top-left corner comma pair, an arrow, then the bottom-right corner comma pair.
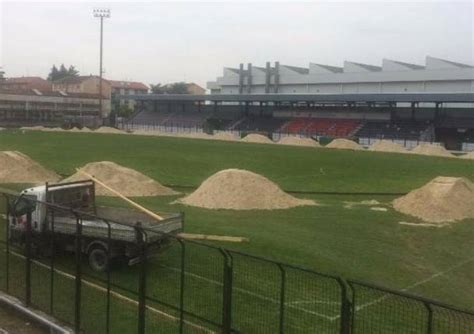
410,143 -> 454,158
369,140 -> 407,154
278,136 -> 321,147
326,138 -> 363,150
94,127 -> 125,134
178,169 -> 316,210
461,152 -> 474,160
0,151 -> 60,183
213,132 -> 239,141
393,176 -> 474,223
241,134 -> 274,144
63,161 -> 178,197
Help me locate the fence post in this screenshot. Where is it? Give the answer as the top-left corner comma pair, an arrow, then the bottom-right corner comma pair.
277,264 -> 286,334
5,197 -> 11,293
424,302 -> 433,334
177,238 -> 186,334
338,278 -> 352,334
74,215 -> 83,333
136,223 -> 147,334
220,249 -> 233,334
49,209 -> 55,315
25,210 -> 32,307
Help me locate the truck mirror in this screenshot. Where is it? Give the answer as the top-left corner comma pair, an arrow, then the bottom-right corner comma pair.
12,195 -> 37,216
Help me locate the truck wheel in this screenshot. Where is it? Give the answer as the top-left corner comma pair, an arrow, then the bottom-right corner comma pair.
88,247 -> 109,272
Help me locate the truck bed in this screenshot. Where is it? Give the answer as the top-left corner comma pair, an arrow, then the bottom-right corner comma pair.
47,206 -> 183,243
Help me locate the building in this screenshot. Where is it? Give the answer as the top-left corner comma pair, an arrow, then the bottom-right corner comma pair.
0,68 -> 4,80
206,56 -> 474,108
109,80 -> 148,111
0,89 -> 105,127
52,75 -> 111,116
0,77 -> 52,92
186,83 -> 206,95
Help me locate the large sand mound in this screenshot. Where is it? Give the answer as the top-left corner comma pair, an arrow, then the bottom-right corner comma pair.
94,127 -> 125,134
178,169 -> 316,210
393,176 -> 474,223
369,140 -> 407,154
213,132 -> 239,141
461,152 -> 474,160
63,161 -> 178,197
278,136 -> 321,147
326,138 -> 363,150
0,151 -> 60,183
241,134 -> 274,144
410,143 -> 454,158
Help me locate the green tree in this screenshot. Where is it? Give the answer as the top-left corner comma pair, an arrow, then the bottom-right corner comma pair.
166,82 -> 189,94
47,64 -> 79,81
150,83 -> 166,94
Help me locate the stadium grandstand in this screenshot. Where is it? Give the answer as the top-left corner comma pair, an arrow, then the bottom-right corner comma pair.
123,56 -> 473,151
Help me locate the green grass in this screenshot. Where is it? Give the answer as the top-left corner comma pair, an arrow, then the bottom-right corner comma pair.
0,129 -> 473,333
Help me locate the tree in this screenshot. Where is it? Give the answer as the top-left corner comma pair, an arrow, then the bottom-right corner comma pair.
150,83 -> 166,94
149,82 -> 190,94
47,64 -> 79,81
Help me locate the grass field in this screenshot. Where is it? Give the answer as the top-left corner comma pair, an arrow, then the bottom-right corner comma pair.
0,129 -> 473,332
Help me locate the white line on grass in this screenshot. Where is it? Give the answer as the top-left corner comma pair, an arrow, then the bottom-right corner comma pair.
333,256 -> 474,320
161,264 -> 339,321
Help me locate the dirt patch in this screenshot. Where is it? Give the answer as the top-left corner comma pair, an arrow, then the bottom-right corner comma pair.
94,126 -> 125,134
326,138 -> 363,150
63,161 -> 178,197
177,168 -> 317,210
0,151 -> 60,183
344,199 -> 380,209
277,136 -> 321,147
410,143 -> 454,158
369,140 -> 407,154
241,134 -> 274,144
213,132 -> 239,141
461,152 -> 474,160
393,176 -> 474,223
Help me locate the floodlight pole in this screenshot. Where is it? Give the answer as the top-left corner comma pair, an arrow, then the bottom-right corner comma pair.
93,9 -> 110,123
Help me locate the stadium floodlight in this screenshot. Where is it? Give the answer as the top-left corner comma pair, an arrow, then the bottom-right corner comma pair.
93,8 -> 111,18
93,8 -> 111,124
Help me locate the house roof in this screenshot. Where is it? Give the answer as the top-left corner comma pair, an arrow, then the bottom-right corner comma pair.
347,62 -> 382,72
53,75 -> 109,85
109,80 -> 148,90
310,63 -> 343,73
384,59 -> 425,70
1,76 -> 52,91
282,65 -> 310,74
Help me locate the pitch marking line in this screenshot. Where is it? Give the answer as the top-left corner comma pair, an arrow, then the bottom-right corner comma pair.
161,264 -> 339,321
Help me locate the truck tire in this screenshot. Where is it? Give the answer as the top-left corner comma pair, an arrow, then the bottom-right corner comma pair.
88,247 -> 109,272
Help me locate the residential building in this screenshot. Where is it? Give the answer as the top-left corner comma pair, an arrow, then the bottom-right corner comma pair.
0,77 -> 52,92
109,80 -> 148,111
186,83 -> 206,95
52,75 -> 111,116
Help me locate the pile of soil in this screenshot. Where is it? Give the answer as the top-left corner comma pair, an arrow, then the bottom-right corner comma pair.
241,134 -> 274,144
0,151 -> 60,183
178,169 -> 317,210
326,138 -> 363,150
213,132 -> 239,141
461,152 -> 474,160
410,143 -> 454,158
369,140 -> 407,154
94,127 -> 125,134
277,136 -> 321,147
393,176 -> 474,223
63,161 -> 178,197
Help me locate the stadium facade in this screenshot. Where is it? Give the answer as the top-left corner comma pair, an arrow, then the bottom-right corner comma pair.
206,56 -> 473,108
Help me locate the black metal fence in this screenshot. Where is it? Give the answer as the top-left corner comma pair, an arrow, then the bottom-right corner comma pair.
0,192 -> 472,333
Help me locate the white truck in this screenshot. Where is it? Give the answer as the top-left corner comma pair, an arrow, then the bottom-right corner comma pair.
8,180 -> 183,272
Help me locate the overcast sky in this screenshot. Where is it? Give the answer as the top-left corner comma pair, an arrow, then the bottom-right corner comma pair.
1,1 -> 473,88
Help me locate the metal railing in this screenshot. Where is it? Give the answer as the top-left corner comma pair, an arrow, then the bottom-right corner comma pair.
0,192 -> 472,333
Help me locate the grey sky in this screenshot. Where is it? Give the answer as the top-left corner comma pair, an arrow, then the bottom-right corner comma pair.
1,1 -> 473,87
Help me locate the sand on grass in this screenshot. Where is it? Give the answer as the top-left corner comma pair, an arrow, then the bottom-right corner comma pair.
277,136 -> 321,147
460,152 -> 474,160
63,161 -> 178,197
94,127 -> 125,134
410,143 -> 454,158
326,138 -> 363,150
177,168 -> 316,210
213,132 -> 239,141
0,151 -> 60,183
241,134 -> 274,144
368,140 -> 407,154
393,176 -> 474,223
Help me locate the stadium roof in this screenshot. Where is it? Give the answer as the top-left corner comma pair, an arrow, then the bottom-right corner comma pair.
131,93 -> 474,103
